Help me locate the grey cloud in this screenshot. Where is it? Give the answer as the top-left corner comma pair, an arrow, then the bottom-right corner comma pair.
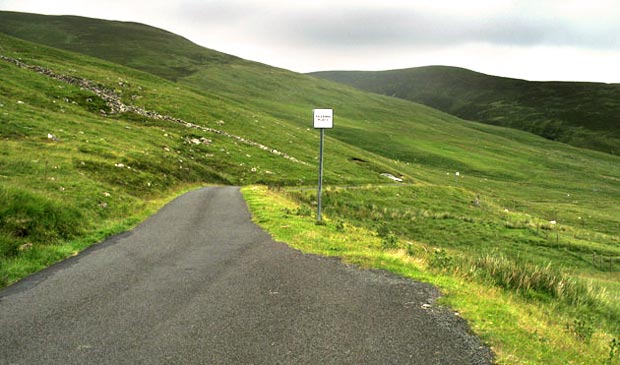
175,2 -> 620,51
278,10 -> 619,50
172,0 -> 266,26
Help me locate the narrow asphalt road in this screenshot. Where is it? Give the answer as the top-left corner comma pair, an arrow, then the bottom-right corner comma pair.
0,186 -> 493,364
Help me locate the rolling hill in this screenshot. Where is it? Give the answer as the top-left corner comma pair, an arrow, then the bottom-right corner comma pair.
1,11 -> 620,364
0,10 -> 239,81
310,66 -> 620,155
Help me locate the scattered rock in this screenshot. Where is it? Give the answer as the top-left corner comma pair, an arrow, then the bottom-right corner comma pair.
47,133 -> 60,142
114,163 -> 125,168
0,55 -> 307,166
19,243 -> 33,251
380,173 -> 403,182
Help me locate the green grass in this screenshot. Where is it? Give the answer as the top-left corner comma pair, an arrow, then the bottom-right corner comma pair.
1,12 -> 620,364
0,11 -> 238,81
243,186 -> 619,365
0,184 -> 201,286
288,185 -> 620,270
0,30 -> 406,284
310,66 -> 620,156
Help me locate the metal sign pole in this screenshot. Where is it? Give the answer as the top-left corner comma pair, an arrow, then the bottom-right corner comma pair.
313,108 -> 332,223
317,128 -> 325,222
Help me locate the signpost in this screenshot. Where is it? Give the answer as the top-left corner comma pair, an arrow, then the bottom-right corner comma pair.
313,108 -> 333,222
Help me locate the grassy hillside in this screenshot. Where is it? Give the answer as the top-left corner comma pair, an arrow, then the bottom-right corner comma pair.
310,66 -> 620,155
0,10 -> 239,81
2,12 -> 620,364
0,31 -> 408,279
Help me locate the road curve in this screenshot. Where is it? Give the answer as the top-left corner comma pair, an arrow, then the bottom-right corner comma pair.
0,186 -> 493,364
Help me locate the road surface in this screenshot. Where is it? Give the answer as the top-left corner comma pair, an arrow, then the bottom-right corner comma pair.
0,186 -> 493,364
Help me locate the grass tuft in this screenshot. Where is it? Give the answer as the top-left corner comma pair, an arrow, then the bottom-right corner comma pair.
0,186 -> 84,254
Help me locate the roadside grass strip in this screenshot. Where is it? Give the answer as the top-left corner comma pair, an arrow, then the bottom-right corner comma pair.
243,186 -> 619,365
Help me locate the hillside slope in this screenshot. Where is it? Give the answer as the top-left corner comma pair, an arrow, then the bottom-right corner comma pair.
2,11 -> 620,272
310,66 -> 620,155
1,31 -> 418,282
2,12 -> 620,363
0,10 -> 240,81
0,12 -> 620,364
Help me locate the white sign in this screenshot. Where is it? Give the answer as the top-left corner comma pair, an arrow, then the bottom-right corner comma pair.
313,109 -> 333,129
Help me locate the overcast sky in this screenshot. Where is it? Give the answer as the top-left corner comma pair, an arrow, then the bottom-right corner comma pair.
1,0 -> 619,83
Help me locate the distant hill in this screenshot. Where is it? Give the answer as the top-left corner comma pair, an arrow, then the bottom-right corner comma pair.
310,66 -> 620,155
0,11 -> 239,81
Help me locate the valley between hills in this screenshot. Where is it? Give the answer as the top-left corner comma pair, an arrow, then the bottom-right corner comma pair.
1,11 -> 620,364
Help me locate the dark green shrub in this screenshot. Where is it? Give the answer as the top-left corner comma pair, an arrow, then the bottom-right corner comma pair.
0,261 -> 7,288
608,338 -> 619,365
0,235 -> 20,258
429,249 -> 453,269
376,223 -> 398,250
281,207 -> 293,217
376,223 -> 391,238
406,242 -> 415,256
296,205 -> 312,217
0,187 -> 84,252
566,316 -> 594,343
381,233 -> 399,250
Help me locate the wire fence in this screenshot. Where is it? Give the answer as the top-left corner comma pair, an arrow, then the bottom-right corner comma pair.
592,253 -> 620,272
267,183 -> 414,192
